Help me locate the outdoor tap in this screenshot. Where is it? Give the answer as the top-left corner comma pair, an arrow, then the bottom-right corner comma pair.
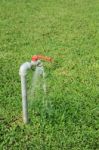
19,55 -> 52,124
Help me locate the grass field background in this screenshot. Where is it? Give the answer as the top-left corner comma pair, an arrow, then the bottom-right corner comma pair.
0,0 -> 99,149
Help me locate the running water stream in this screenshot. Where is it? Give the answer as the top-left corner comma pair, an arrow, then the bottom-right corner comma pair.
28,65 -> 52,125
28,66 -> 47,110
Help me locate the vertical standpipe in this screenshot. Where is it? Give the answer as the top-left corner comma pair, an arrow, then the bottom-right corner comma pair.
20,75 -> 28,123
19,62 -> 32,124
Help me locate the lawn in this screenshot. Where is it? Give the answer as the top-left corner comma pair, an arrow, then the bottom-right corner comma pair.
0,0 -> 99,149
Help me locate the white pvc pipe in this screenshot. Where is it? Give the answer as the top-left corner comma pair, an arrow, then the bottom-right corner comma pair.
19,60 -> 43,124
20,75 -> 28,123
19,62 -> 32,124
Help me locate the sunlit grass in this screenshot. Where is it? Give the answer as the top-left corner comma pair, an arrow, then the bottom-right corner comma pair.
0,0 -> 99,149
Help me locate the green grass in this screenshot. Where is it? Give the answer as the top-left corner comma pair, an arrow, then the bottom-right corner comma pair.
0,0 -> 99,149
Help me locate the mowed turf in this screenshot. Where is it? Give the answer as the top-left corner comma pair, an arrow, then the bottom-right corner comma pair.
0,0 -> 99,149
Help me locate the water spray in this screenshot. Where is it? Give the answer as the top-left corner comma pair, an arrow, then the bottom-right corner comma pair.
19,55 -> 52,124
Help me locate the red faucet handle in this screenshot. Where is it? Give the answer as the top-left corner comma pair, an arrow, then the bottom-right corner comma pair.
32,55 -> 52,62
32,55 -> 39,61
38,55 -> 52,62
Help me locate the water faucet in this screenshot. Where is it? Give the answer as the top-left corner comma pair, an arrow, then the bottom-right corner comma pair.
19,55 -> 52,124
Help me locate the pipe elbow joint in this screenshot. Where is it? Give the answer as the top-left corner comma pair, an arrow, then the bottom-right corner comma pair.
19,62 -> 32,76
19,60 -> 42,76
